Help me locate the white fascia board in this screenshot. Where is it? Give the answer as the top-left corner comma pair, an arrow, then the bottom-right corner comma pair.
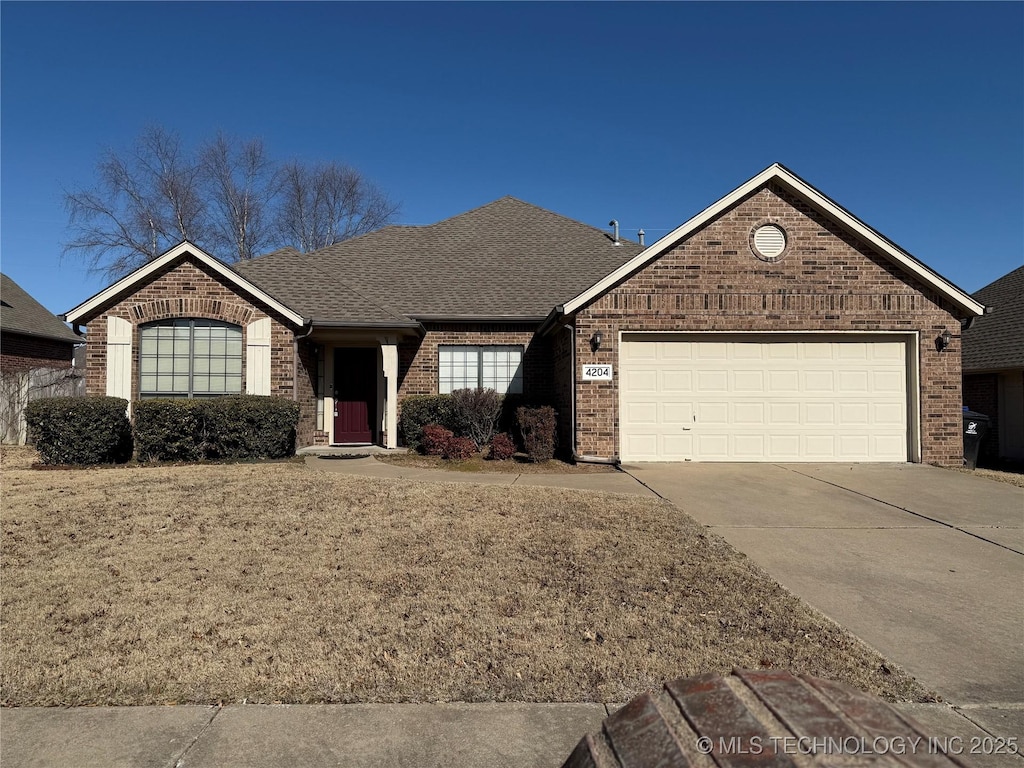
64,241 -> 306,327
561,164 -> 985,318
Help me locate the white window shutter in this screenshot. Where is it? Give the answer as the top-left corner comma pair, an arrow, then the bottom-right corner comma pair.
245,318 -> 272,396
106,316 -> 132,404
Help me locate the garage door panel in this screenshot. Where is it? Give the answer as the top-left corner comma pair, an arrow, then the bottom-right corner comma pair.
620,336 -> 909,462
734,370 -> 764,391
626,369 -> 658,392
734,434 -> 766,457
733,402 -> 765,425
874,370 -> 904,393
697,402 -> 729,424
663,401 -> 693,425
805,402 -> 836,425
839,370 -> 869,392
804,434 -> 836,458
769,401 -> 801,425
768,370 -> 799,392
804,370 -> 835,391
662,370 -> 693,391
697,370 -> 728,391
626,402 -> 658,424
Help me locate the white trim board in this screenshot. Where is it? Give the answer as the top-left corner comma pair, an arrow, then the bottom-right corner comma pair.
560,164 -> 985,318
65,241 -> 306,327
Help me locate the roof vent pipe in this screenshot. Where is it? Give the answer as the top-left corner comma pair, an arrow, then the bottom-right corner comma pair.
609,219 -> 620,246
638,228 -> 645,247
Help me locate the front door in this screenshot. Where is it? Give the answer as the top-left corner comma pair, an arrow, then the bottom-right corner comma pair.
333,347 -> 377,443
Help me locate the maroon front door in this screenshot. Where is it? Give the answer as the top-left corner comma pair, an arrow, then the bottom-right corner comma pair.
333,347 -> 377,443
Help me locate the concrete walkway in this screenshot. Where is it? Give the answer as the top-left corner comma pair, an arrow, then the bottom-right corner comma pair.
624,462 -> 1024,707
3,701 -> 1021,768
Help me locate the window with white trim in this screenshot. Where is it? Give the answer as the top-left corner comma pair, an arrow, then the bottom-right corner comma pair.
439,345 -> 523,394
139,319 -> 243,398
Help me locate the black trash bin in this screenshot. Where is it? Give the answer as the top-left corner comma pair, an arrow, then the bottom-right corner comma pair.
962,409 -> 991,469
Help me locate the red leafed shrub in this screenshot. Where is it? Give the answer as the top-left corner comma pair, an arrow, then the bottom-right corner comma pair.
488,432 -> 516,461
516,406 -> 557,462
442,436 -> 477,461
421,423 -> 454,456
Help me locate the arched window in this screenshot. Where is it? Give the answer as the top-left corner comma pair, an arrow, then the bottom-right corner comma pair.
139,319 -> 242,398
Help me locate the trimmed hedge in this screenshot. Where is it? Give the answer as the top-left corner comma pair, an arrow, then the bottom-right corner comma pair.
202,395 -> 300,459
133,396 -> 300,462
399,395 -> 457,450
25,396 -> 132,465
133,400 -> 205,462
516,405 -> 557,463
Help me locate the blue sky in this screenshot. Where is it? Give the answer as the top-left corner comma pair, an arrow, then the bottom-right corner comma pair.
2,2 -> 1022,318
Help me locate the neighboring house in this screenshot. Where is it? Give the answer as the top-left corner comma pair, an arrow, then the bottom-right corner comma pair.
962,265 -> 1024,464
64,164 -> 985,466
1,273 -> 83,443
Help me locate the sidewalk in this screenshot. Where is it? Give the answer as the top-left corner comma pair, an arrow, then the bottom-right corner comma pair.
4,700 -> 1021,768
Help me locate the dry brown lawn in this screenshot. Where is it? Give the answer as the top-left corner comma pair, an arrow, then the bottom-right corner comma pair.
2,446 -> 926,706
947,465 -> 1024,488
375,452 -> 615,474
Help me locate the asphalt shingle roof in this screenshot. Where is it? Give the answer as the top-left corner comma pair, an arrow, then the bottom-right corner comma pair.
962,265 -> 1024,372
1,273 -> 81,344
234,197 -> 642,323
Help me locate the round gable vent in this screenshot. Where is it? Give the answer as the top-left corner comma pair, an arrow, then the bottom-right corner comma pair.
752,224 -> 787,260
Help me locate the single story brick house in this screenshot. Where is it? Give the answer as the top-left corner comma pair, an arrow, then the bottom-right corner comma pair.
962,265 -> 1023,464
64,164 -> 985,465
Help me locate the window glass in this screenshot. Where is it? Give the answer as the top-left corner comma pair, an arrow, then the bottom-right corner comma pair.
139,319 -> 243,398
439,345 -> 523,395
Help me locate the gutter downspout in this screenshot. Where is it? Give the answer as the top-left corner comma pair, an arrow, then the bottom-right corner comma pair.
292,322 -> 314,402
563,323 -> 577,459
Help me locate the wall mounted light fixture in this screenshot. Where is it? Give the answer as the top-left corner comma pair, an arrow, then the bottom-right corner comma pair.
937,329 -> 953,352
590,331 -> 603,352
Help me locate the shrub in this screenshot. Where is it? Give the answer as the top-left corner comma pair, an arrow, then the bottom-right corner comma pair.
442,435 -> 477,461
399,395 -> 456,450
200,395 -> 300,460
488,432 -> 516,461
421,423 -> 454,456
133,396 -> 299,462
25,396 -> 132,465
133,399 -> 205,462
516,405 -> 557,463
450,388 -> 502,446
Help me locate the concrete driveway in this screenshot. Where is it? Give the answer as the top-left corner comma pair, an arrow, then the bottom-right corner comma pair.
623,462 -> 1024,708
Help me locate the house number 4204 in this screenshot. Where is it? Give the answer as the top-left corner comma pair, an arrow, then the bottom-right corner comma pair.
582,365 -> 613,381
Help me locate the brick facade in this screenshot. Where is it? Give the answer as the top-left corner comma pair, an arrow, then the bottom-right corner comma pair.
569,183 -> 965,466
79,257 -> 318,446
1,332 -> 76,372
396,322 -> 553,406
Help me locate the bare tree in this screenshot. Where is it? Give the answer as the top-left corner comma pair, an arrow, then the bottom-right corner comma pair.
64,127 -> 398,278
275,161 -> 399,252
64,126 -> 206,278
199,132 -> 276,261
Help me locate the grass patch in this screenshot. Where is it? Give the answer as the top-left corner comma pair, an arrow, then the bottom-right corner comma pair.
375,452 -> 615,474
947,465 -> 1024,488
2,449 -> 926,706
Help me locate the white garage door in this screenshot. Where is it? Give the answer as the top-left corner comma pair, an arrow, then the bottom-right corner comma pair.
619,335 -> 909,462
